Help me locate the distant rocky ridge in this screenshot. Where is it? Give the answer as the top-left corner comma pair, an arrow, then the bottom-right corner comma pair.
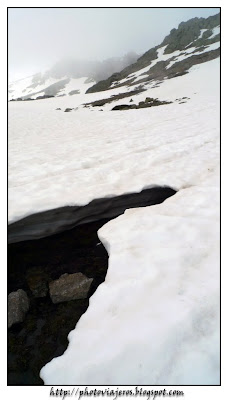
8,52 -> 139,101
8,13 -> 220,102
49,52 -> 139,82
87,13 -> 220,93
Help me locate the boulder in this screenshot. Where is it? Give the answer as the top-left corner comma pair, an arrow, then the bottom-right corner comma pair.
49,273 -> 93,304
8,289 -> 30,328
64,108 -> 73,112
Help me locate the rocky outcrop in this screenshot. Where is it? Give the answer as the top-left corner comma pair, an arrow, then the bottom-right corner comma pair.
112,104 -> 135,111
86,13 -> 220,94
112,97 -> 172,111
161,13 -> 220,54
8,289 -> 30,328
20,78 -> 70,101
49,273 -> 93,304
84,87 -> 145,108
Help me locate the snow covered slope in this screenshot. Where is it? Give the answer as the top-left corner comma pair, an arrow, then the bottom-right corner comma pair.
8,58 -> 219,225
37,57 -> 219,384
8,13 -> 220,385
8,75 -> 95,100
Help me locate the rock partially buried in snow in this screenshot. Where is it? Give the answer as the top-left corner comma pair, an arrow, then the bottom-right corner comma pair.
8,289 -> 30,328
49,273 -> 93,304
112,98 -> 172,111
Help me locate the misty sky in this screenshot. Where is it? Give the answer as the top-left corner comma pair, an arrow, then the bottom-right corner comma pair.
8,7 -> 220,82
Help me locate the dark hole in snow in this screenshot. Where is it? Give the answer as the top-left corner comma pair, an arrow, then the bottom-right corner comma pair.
8,186 -> 176,385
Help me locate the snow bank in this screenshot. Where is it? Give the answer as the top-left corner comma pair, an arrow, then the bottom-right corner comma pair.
40,183 -> 220,385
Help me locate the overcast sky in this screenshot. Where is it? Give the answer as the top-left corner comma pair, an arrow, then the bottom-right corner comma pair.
8,7 -> 220,82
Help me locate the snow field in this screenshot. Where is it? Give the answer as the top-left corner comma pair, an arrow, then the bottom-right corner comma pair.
8,58 -> 220,224
9,54 -> 220,384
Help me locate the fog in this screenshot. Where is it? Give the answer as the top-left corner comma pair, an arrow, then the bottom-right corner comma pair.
8,7 -> 220,82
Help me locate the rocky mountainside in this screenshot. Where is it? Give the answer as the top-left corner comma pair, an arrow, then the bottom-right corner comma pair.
8,52 -> 138,101
87,13 -> 220,93
8,75 -> 96,101
9,13 -> 220,102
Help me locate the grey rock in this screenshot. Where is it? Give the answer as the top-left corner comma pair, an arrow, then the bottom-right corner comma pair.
8,289 -> 30,328
49,272 -> 93,304
145,97 -> 153,103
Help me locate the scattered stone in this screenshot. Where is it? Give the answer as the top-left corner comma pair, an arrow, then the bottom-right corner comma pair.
8,289 -> 30,328
49,272 -> 93,304
64,108 -> 73,112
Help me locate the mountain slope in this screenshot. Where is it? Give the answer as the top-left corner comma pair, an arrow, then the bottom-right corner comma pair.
8,75 -> 96,101
8,12 -> 220,386
8,53 -> 138,101
87,13 -> 220,93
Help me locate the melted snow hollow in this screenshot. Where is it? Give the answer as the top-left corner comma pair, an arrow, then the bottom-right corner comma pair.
9,56 -> 220,384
